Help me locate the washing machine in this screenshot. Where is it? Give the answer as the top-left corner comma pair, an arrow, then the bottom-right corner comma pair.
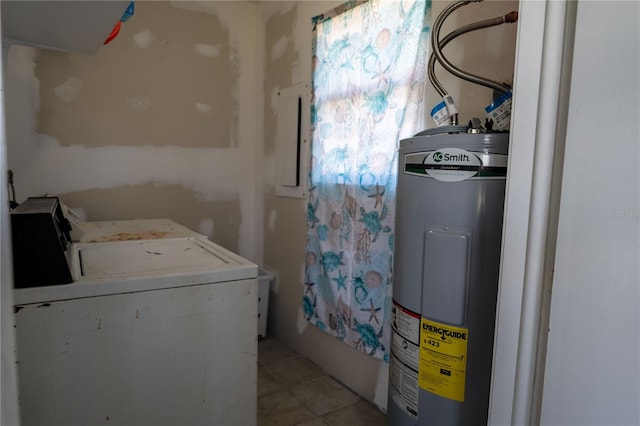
14,236 -> 258,426
64,213 -> 207,243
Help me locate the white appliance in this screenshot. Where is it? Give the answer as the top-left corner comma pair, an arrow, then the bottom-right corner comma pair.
61,212 -> 206,243
66,215 -> 272,340
388,2 -> 515,424
77,218 -> 206,242
14,237 -> 258,426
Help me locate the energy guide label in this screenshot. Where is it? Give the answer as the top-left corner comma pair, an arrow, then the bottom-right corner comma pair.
419,318 -> 469,402
390,300 -> 420,420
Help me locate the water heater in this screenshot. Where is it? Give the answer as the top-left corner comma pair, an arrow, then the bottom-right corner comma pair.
387,129 -> 508,425
386,0 -> 517,421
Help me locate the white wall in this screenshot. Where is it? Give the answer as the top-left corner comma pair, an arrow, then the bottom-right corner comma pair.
490,1 -> 640,424
1,8 -> 21,425
540,1 -> 639,424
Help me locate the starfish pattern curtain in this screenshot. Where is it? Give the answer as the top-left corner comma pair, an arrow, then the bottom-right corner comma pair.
304,0 -> 431,361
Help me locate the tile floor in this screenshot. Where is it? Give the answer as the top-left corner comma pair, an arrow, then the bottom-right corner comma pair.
258,338 -> 388,426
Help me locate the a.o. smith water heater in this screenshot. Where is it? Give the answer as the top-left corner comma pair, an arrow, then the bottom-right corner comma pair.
387,130 -> 509,425
387,0 -> 516,423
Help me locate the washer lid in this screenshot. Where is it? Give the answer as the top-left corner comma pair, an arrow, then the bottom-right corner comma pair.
14,238 -> 257,305
76,218 -> 206,243
76,238 -> 233,279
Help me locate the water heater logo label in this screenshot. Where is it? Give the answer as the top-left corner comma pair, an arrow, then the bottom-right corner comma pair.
404,151 -> 507,180
432,151 -> 470,163
424,148 -> 481,182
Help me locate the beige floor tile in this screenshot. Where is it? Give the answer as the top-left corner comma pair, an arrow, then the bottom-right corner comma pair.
291,376 -> 361,416
257,338 -> 387,426
258,367 -> 282,397
258,389 -> 316,426
321,400 -> 387,426
296,418 -> 328,426
258,337 -> 297,367
264,355 -> 326,388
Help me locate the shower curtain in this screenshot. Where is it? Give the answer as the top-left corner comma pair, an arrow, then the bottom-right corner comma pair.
304,0 -> 431,361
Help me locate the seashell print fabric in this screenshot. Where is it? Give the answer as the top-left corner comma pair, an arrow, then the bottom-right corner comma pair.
305,0 -> 431,361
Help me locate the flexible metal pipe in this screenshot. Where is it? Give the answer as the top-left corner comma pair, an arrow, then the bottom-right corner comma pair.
428,12 -> 519,97
431,0 -> 513,94
430,0 -> 471,94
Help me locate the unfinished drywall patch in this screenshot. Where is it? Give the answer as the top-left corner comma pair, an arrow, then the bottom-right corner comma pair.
132,29 -> 157,49
53,77 -> 83,103
263,5 -> 297,154
8,133 -> 252,198
197,217 -> 214,238
194,43 -> 220,58
5,1 -> 261,263
271,36 -> 289,61
59,183 -> 241,253
35,1 -> 238,148
195,102 -> 212,116
126,96 -> 151,113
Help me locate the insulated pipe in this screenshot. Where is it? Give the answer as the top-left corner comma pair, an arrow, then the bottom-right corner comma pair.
431,0 -> 513,95
428,11 -> 519,97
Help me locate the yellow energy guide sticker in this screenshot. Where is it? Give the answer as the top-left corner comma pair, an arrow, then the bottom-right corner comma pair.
418,318 -> 468,402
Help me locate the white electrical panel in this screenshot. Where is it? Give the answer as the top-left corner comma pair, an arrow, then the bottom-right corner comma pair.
275,83 -> 310,199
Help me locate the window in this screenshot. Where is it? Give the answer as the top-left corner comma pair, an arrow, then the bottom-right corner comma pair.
303,0 -> 430,360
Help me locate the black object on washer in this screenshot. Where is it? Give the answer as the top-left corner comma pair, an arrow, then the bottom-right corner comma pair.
11,197 -> 73,288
